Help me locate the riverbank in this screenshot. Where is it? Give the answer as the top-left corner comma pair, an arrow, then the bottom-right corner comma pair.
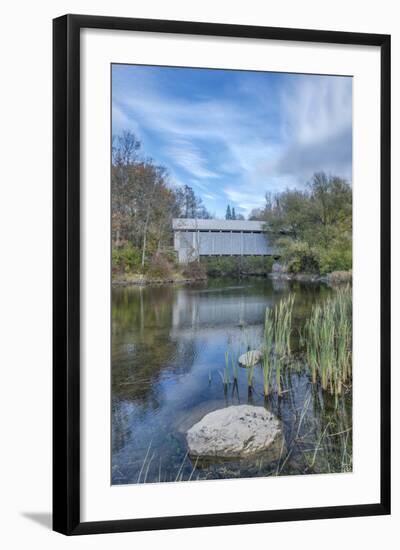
112,271 -> 207,286
269,270 -> 352,286
112,269 -> 352,286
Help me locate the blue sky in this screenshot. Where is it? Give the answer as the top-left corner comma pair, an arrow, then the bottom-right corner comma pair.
112,64 -> 352,218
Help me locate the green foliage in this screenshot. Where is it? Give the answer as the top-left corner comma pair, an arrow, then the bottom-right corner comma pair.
276,239 -> 320,274
304,286 -> 352,396
262,308 -> 274,396
202,256 -> 240,276
112,244 -> 179,279
318,237 -> 352,274
112,243 -> 142,273
261,294 -> 295,397
201,256 -> 273,277
273,293 -> 295,357
253,172 -> 352,275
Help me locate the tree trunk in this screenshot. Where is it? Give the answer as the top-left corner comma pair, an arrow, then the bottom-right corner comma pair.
141,209 -> 150,269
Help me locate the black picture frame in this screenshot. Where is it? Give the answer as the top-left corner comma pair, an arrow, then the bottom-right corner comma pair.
53,14 -> 391,535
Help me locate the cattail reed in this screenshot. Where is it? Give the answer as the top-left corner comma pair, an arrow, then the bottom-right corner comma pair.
262,295 -> 295,397
231,355 -> 238,384
246,364 -> 255,389
304,285 -> 352,397
273,294 -> 295,357
262,308 -> 273,396
223,350 -> 230,386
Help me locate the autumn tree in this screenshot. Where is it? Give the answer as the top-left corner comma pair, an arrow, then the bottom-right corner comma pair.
111,132 -> 209,275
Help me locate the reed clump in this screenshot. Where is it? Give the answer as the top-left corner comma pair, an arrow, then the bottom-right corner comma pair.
304,286 -> 352,396
262,294 -> 295,396
274,294 -> 295,357
223,350 -> 230,386
262,308 -> 273,396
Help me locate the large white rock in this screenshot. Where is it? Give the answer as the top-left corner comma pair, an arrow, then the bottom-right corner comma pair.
238,350 -> 262,367
186,405 -> 284,460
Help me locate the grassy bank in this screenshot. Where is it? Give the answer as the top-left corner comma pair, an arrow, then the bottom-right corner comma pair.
112,243 -> 351,285
112,245 -> 208,285
112,244 -> 276,284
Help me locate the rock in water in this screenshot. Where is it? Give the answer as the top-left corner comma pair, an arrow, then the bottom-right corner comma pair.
238,350 -> 262,367
186,405 -> 284,460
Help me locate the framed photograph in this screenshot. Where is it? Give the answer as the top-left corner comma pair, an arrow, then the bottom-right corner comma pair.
53,14 -> 390,535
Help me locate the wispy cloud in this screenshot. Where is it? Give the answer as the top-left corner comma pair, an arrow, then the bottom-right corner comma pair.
273,75 -> 352,181
112,66 -> 352,217
164,139 -> 220,179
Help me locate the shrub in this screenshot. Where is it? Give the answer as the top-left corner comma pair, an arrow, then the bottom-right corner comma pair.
326,271 -> 352,285
145,253 -> 173,279
112,243 -> 141,273
201,256 -> 273,277
278,239 -> 320,274
241,256 -> 274,273
182,261 -> 207,280
276,234 -> 352,276
318,244 -> 352,275
201,257 -> 237,277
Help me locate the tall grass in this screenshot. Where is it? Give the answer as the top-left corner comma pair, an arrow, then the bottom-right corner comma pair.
231,354 -> 238,384
262,295 -> 295,396
246,363 -> 255,390
304,286 -> 352,396
262,308 -> 273,396
274,294 -> 295,357
224,351 -> 230,385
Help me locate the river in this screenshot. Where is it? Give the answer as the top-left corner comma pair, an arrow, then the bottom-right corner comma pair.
112,278 -> 352,484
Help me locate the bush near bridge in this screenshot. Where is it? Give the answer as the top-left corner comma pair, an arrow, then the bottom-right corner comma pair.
201,256 -> 274,277
250,172 -> 352,276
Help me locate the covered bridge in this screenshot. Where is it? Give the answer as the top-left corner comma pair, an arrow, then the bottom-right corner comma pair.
173,218 -> 275,263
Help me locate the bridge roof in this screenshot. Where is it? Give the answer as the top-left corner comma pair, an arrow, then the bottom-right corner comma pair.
172,218 -> 266,232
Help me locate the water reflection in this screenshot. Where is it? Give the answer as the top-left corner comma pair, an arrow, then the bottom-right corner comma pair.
112,278 -> 351,484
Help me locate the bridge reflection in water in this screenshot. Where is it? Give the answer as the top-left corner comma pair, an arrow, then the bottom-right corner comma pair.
171,284 -> 273,338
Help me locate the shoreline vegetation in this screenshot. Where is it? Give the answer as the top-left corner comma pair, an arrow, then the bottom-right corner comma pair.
111,267 -> 352,286
217,285 -> 351,405
112,131 -> 352,287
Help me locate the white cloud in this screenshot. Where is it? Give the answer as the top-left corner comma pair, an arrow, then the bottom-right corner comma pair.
273,75 -> 353,181
113,82 -> 273,185
113,69 -> 352,217
112,102 -> 140,135
223,188 -> 266,217
164,140 -> 220,179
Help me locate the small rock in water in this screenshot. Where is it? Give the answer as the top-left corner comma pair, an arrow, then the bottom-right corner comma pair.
238,350 -> 262,367
186,404 -> 284,460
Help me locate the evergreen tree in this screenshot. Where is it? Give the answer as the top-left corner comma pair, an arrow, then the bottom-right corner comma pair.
226,205 -> 232,220
232,207 -> 236,220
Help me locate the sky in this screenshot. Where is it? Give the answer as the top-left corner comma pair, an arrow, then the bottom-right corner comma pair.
112,64 -> 352,219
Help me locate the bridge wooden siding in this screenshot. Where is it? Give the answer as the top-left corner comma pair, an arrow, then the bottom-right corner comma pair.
172,218 -> 274,263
